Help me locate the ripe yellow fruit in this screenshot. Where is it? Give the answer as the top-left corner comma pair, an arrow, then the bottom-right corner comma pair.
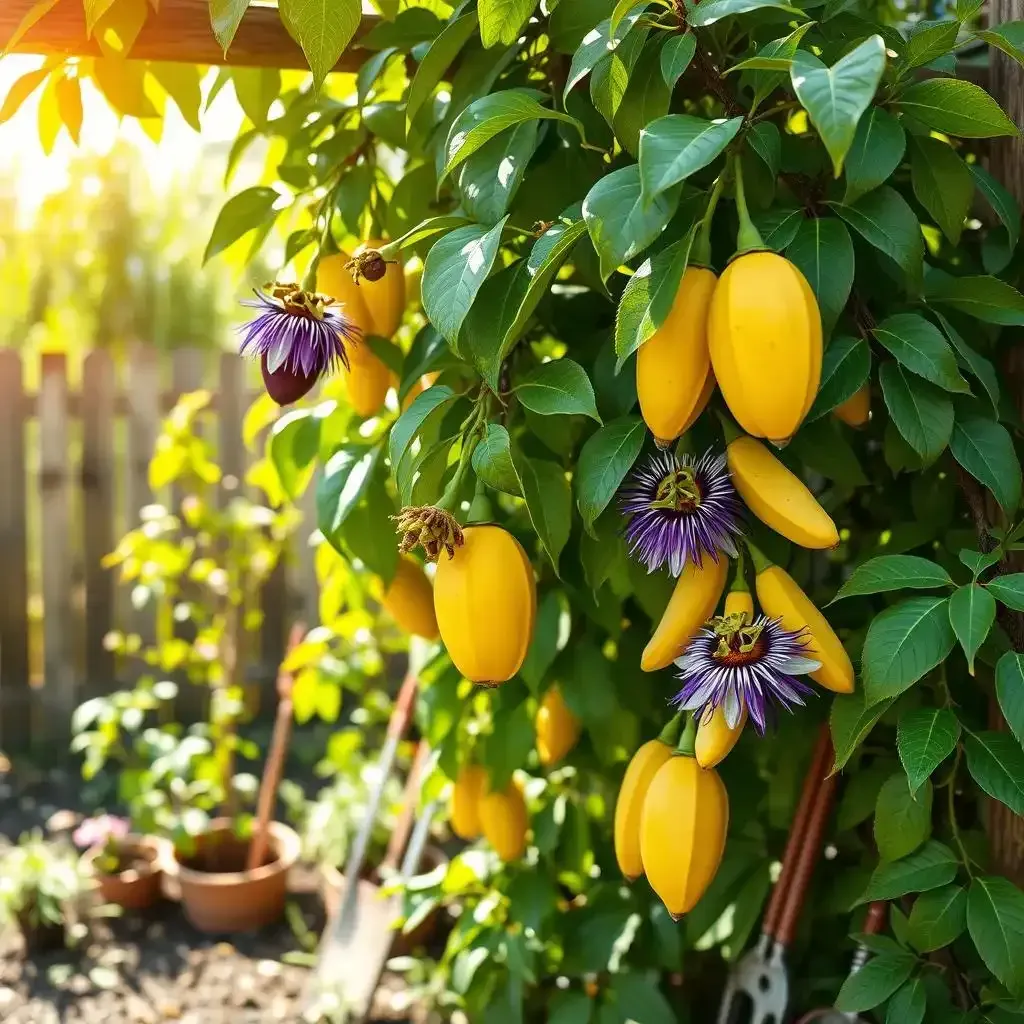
479,779 -> 529,861
536,686 -> 582,766
316,252 -> 374,334
355,238 -> 406,339
723,589 -> 754,620
640,754 -> 729,918
382,555 -> 439,640
434,525 -> 537,685
642,556 -> 728,672
726,435 -> 839,549
694,704 -> 747,769
637,266 -> 717,445
614,736 -> 674,880
708,252 -> 822,444
833,385 -> 870,428
755,564 -> 855,694
681,368 -> 716,435
450,764 -> 487,840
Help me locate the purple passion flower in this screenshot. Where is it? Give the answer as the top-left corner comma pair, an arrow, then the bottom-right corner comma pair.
238,283 -> 361,406
673,615 -> 820,734
620,449 -> 743,576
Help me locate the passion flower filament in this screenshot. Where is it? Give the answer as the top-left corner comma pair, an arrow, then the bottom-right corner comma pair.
673,614 -> 819,734
238,283 -> 361,406
620,449 -> 743,576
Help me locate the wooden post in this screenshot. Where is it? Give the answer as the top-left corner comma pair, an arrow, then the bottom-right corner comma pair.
0,351 -> 30,752
82,350 -> 116,697
981,7 -> 1024,888
39,353 -> 75,741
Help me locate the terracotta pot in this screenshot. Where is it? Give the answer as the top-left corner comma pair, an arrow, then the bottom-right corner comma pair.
82,835 -> 169,911
320,844 -> 448,953
161,818 -> 300,934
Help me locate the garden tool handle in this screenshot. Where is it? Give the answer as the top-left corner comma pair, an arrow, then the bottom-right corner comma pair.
763,725 -> 832,938
388,671 -> 420,741
775,737 -> 838,947
379,739 -> 431,878
862,901 -> 888,936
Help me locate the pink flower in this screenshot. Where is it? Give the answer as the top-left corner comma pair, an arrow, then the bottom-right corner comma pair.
72,814 -> 130,850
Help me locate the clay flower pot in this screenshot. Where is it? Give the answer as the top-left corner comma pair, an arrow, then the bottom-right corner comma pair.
321,844 -> 448,953
82,835 -> 169,911
162,818 -> 300,934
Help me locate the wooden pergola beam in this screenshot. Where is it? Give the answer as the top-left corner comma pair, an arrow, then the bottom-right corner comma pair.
1,0 -> 380,71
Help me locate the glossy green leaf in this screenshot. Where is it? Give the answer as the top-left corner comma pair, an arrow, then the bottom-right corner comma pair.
388,385 -> 456,476
861,596 -> 955,705
563,9 -> 647,98
209,0 -> 249,52
949,413 -> 1022,513
512,453 -> 572,572
521,590 -> 563,692
279,0 -> 361,88
575,416 -> 646,534
902,19 -> 960,68
935,312 -> 1002,413
948,583 -> 996,674
906,884 -> 967,952
203,186 -> 278,264
875,774 -> 932,862
834,555 -> 953,601
967,876 -> 1024,997
857,841 -> 959,903
661,32 -> 696,90
996,652 -> 1024,751
747,121 -> 781,178
896,79 -> 1018,138
843,106 -> 906,205
459,118 -> 540,225
786,217 -> 855,336
878,362 -> 953,460
316,445 -> 380,546
831,690 -> 896,772
977,21 -> 1024,65
789,35 -> 886,175
885,977 -> 926,1024
909,136 -> 974,246
832,186 -> 924,291
969,162 -> 1021,251
926,275 -> 1024,325
807,334 -> 871,420
964,730 -> 1024,815
479,0 -> 539,47
691,0 -> 804,27
897,708 -> 961,796
515,359 -> 601,422
638,114 -> 744,201
472,423 -> 522,496
834,952 -> 915,1013
612,38 -> 671,157
406,12 -> 480,131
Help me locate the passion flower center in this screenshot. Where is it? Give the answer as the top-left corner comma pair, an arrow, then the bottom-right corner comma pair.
709,614 -> 767,666
650,467 -> 702,512
266,282 -> 333,320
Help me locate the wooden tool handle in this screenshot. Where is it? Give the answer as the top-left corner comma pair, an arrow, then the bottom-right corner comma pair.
775,735 -> 838,947
763,724 -> 831,937
379,739 -> 431,878
862,901 -> 888,936
387,672 -> 420,741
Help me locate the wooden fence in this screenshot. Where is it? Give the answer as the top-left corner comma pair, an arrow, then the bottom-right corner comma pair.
0,346 -> 320,754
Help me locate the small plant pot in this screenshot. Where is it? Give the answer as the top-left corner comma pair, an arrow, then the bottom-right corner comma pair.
162,818 -> 300,934
82,835 -> 169,911
16,908 -> 66,954
320,844 -> 448,953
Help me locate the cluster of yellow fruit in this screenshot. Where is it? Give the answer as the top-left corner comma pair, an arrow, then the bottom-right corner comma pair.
449,765 -> 529,861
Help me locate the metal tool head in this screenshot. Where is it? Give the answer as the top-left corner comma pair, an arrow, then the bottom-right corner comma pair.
717,936 -> 789,1024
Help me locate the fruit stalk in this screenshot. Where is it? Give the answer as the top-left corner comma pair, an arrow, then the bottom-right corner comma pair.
731,153 -> 764,255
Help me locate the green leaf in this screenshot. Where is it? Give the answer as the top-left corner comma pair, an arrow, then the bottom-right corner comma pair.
948,583 -> 996,674
896,79 -> 1018,138
843,106 -> 906,205
316,445 -> 380,546
935,312 -> 1002,414
909,136 -> 973,247
0,64 -> 54,125
661,32 -> 696,90
389,385 -> 456,476
747,121 -> 781,178
583,164 -> 681,280
443,90 -> 583,182
268,407 -> 322,499
878,362 -> 953,461
614,226 -> 695,369
54,73 -> 82,144
638,114 -> 744,201
547,990 -> 593,1024
691,0 -> 804,27
512,454 -> 571,573
209,0 -> 249,52
949,414 -> 1022,514
831,690 -> 895,772
885,977 -> 926,1024
988,575 -> 1024,613
608,972 -> 675,1024
970,162 -> 1021,251
996,652 -> 1024,749
834,952 -> 915,1014
964,730 -> 1024,815
459,119 -> 540,225
422,220 -> 507,346
789,36 -> 886,176
472,423 -> 522,496
753,204 -> 803,251
479,0 -> 539,47
897,708 -> 961,797
150,63 -> 202,131
875,774 -> 932,862
967,876 -> 1024,997
278,0 -> 361,88
203,186 -> 278,264
926,275 -> 1024,326
902,19 -> 961,68
872,309 -> 966,393
521,590 -> 562,692
406,11 -> 479,131
978,21 -> 1024,65
563,9 -> 646,99
515,359 -> 601,422
834,555 -> 953,601
786,217 -> 855,336
807,334 -> 871,420
575,416 -> 646,534
861,596 -> 956,705
612,38 -> 672,157
832,186 -> 924,291
857,841 -> 959,903
906,884 -> 967,952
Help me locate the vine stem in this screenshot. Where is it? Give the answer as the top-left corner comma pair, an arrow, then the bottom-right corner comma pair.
947,744 -> 974,878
